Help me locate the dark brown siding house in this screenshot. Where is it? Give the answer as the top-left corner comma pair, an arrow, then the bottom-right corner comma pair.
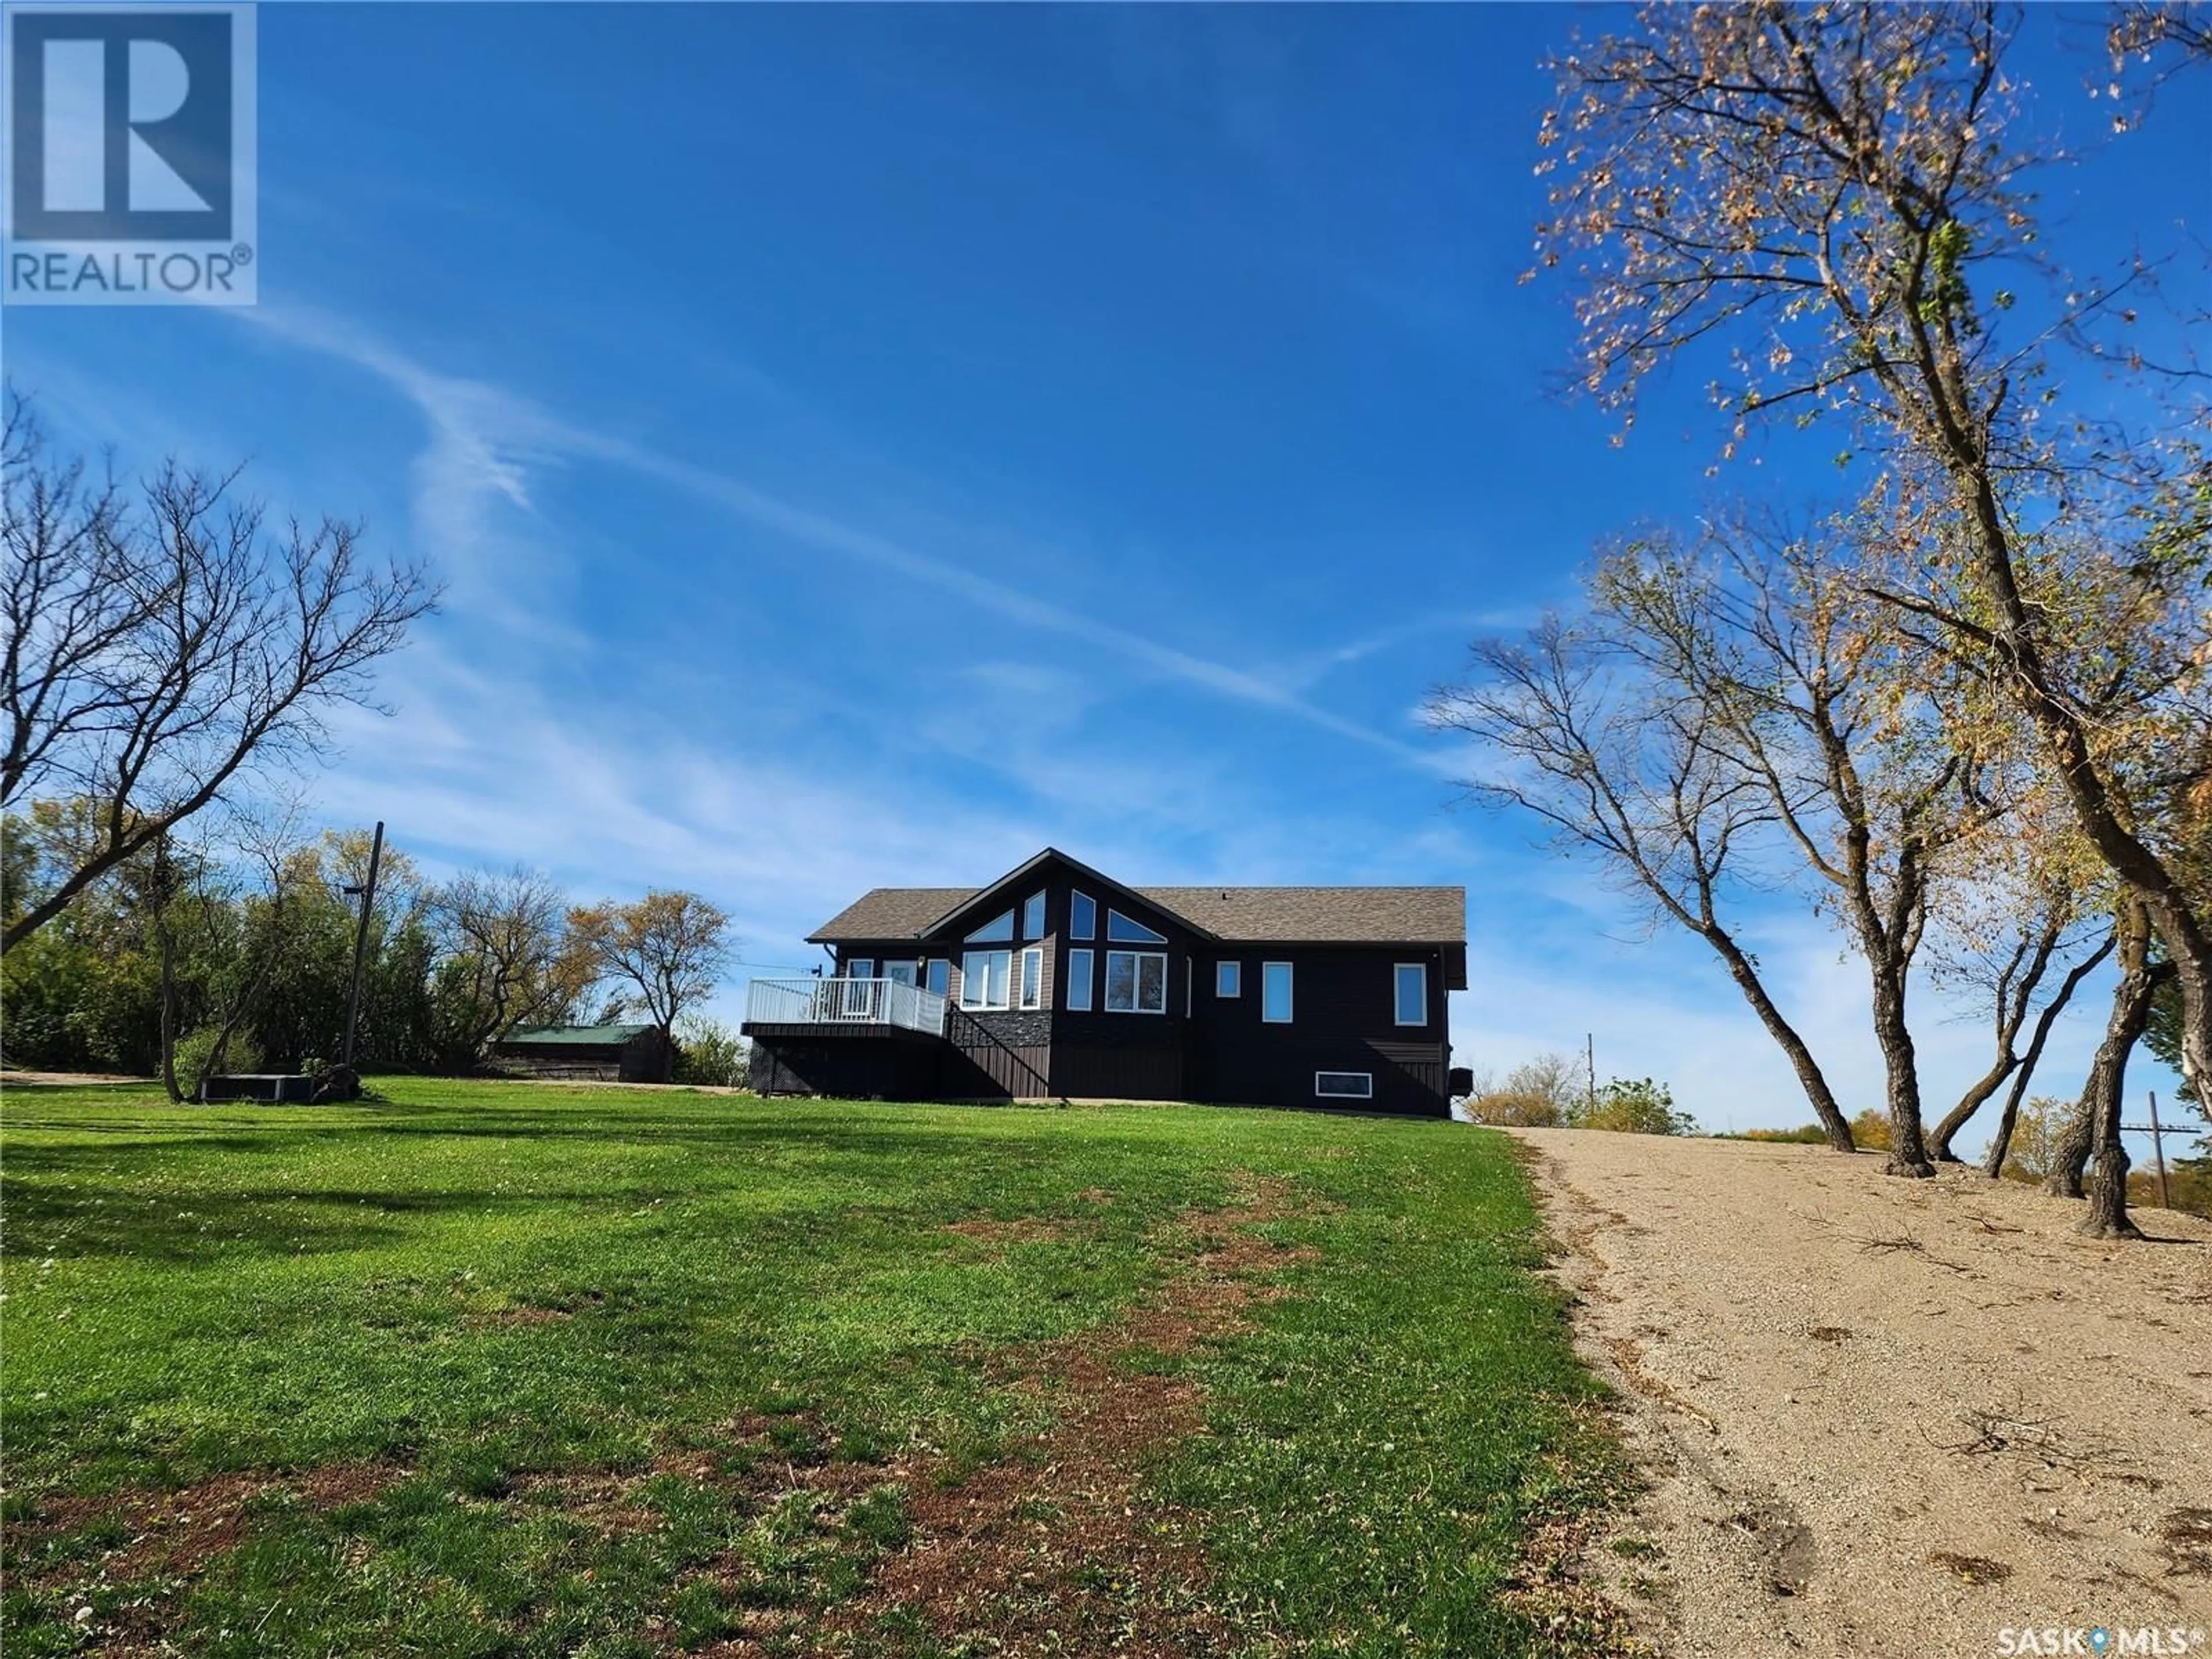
741,849 -> 1466,1118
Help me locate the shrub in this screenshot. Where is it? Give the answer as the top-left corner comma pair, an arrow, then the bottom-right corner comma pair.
1567,1077 -> 1695,1136
1999,1095 -> 2072,1180
1733,1124 -> 1831,1144
1464,1091 -> 1563,1128
1849,1108 -> 1892,1152
672,1017 -> 748,1089
173,1027 -> 263,1096
1503,1052 -> 1584,1116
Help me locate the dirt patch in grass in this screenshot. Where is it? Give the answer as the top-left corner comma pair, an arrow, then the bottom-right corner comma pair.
469,1302 -> 574,1328
821,1176 -> 1328,1656
15,1460 -> 410,1584
943,1216 -> 1077,1246
8,1175 -> 1332,1656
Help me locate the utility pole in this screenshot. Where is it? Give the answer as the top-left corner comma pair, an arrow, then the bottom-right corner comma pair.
340,821 -> 385,1073
2146,1090 -> 2172,1211
1586,1032 -> 1597,1116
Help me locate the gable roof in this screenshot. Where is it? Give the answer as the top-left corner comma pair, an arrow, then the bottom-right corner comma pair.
808,887 -> 976,942
806,850 -> 1464,949
916,847 -> 1214,942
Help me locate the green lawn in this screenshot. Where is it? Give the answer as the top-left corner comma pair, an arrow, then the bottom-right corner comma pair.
0,1080 -> 1624,1657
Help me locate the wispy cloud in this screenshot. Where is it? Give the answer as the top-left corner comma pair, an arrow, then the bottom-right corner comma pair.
241,301 -> 1444,768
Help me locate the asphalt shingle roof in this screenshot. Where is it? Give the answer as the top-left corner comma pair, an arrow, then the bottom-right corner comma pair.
810,881 -> 1464,946
1133,885 -> 1465,944
808,888 -> 979,942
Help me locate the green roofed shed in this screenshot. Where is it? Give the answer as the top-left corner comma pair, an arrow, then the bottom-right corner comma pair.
491,1022 -> 671,1083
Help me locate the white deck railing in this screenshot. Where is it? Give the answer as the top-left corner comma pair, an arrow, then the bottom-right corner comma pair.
744,976 -> 948,1035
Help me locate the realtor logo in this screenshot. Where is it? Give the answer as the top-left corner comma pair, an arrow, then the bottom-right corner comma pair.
3,3 -> 256,304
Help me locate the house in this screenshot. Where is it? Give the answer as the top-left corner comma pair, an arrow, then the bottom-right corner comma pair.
741,848 -> 1465,1117
493,1022 -> 671,1083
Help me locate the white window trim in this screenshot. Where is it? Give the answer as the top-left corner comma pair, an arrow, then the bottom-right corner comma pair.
1393,961 -> 1427,1027
1017,945 -> 1044,1009
1021,890 -> 1047,941
847,957 -> 875,979
1261,961 -> 1294,1024
1069,890 -> 1096,941
965,909 -> 1016,944
1103,948 -> 1168,1015
960,949 -> 1012,1012
1066,947 -> 1094,1012
1216,960 -> 1240,998
1315,1070 -> 1374,1099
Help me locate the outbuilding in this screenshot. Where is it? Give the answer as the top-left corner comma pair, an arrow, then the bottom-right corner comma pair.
493,1023 -> 671,1083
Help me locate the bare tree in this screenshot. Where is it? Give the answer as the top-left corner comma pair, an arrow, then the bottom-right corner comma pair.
1926,810 -> 2115,1162
1537,2 -> 2212,1123
1464,1052 -> 1585,1127
178,801 -> 313,1100
1426,617 -> 1855,1151
428,867 -> 589,1063
2108,2 -> 2212,80
566,891 -> 735,1079
1,389 -> 435,952
1594,521 -> 1987,1174
1975,931 -> 2119,1179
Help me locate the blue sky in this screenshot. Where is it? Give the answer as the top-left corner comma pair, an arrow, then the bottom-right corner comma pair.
5,4 -> 2202,1142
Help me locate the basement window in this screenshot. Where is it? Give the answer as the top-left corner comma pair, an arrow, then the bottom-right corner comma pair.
1315,1071 -> 1374,1100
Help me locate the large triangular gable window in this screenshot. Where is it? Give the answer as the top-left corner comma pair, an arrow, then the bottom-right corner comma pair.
1105,908 -> 1166,945
965,910 -> 1016,943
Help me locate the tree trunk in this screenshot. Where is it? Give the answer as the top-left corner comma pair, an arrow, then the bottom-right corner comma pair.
1980,1065 -> 2034,1180
157,921 -> 182,1104
1953,454 -> 2212,1131
1708,926 -> 1855,1152
1983,933 -> 2116,1178
1871,972 -> 1934,1176
1930,1056 -> 2014,1164
2045,904 -> 2166,1229
2078,950 -> 2175,1239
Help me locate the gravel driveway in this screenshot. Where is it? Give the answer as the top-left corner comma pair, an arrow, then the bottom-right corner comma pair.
1509,1128 -> 2212,1658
